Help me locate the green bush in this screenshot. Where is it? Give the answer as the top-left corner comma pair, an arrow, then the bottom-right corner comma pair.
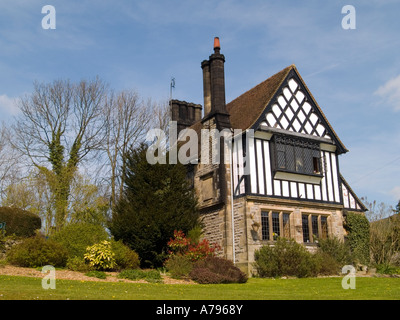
165,254 -> 193,279
51,222 -> 109,258
313,251 -> 342,275
118,269 -> 163,283
84,240 -> 116,271
0,207 -> 41,237
118,269 -> 146,281
85,270 -> 107,279
189,256 -> 248,284
66,256 -> 92,272
344,211 -> 370,265
375,263 -> 400,275
111,240 -> 140,270
7,236 -> 68,267
254,238 -> 318,278
317,237 -> 353,267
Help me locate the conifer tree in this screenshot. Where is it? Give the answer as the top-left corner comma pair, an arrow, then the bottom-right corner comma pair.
109,144 -> 199,267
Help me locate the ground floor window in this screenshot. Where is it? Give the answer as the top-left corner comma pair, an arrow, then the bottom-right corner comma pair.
261,210 -> 290,241
302,214 -> 329,243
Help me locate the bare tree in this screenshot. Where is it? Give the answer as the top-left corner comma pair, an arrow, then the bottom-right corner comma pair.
103,90 -> 153,207
12,77 -> 108,230
0,123 -> 20,200
363,197 -> 400,265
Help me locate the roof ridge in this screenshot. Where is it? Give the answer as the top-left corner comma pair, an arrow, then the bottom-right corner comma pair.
227,65 -> 294,109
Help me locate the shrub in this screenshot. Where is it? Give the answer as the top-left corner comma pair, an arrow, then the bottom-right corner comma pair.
0,207 -> 41,237
167,230 -> 220,262
111,240 -> 140,270
85,270 -> 107,279
118,269 -> 146,281
165,254 -> 193,279
144,269 -> 163,283
344,212 -> 370,265
376,263 -> 400,275
317,237 -> 353,266
118,269 -> 163,283
313,251 -> 342,275
254,238 -> 317,278
7,236 -> 68,267
66,256 -> 92,272
84,240 -> 116,271
51,222 -> 109,258
189,256 -> 248,284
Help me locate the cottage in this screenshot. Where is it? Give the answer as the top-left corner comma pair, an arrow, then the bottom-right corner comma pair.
170,37 -> 366,274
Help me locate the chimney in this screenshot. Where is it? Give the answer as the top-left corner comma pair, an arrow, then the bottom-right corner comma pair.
201,37 -> 230,129
201,60 -> 211,116
170,99 -> 202,134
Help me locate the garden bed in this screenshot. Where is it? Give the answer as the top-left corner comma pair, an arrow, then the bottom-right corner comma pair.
0,265 -> 196,285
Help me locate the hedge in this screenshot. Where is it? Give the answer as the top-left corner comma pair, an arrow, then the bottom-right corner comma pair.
0,207 -> 41,237
344,211 -> 370,265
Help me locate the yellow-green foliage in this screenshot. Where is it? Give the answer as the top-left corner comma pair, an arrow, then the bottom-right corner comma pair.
84,240 -> 116,271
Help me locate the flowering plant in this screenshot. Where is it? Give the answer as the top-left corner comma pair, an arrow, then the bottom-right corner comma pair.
167,230 -> 221,262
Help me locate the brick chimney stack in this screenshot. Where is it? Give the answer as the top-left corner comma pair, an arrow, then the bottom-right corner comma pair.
201,37 -> 230,129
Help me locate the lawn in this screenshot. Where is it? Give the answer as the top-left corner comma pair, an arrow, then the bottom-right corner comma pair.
0,275 -> 399,300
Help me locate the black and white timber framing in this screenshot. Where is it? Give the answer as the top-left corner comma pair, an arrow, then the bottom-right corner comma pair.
231,69 -> 365,212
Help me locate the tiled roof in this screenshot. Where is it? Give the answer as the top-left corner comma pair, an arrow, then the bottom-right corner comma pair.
189,64 -> 348,153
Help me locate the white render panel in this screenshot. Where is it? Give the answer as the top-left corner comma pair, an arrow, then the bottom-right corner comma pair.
350,193 -> 356,209
298,183 -> 306,198
249,137 -> 257,194
320,151 -> 328,201
282,180 -> 290,197
237,138 -> 245,194
306,184 -> 314,200
274,180 -> 281,196
342,184 -> 349,208
325,151 -> 334,202
290,182 -> 297,198
330,154 -> 340,202
232,140 -> 239,195
256,139 -> 265,194
314,185 -> 322,200
263,140 -> 273,195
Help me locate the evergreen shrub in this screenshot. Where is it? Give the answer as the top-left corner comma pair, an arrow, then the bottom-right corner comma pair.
0,207 -> 41,237
84,240 -> 116,271
51,222 -> 109,258
7,236 -> 68,267
254,238 -> 318,278
111,239 -> 140,270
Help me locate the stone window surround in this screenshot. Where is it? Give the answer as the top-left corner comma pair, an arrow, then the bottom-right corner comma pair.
256,205 -> 333,245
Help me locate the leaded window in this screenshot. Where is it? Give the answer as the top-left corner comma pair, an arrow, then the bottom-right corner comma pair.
302,214 -> 329,243
261,211 -> 270,241
261,211 -> 291,241
302,214 -> 310,243
273,135 -> 321,176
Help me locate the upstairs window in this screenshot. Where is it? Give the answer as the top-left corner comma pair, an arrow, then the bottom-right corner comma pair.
273,135 -> 321,176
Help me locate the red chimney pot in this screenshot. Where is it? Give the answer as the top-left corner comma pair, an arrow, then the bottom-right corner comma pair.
214,37 -> 220,50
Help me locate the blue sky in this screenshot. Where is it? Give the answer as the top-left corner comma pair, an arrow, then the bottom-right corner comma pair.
0,0 -> 399,207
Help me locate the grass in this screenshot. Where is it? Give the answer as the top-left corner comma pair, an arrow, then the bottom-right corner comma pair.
0,275 -> 399,300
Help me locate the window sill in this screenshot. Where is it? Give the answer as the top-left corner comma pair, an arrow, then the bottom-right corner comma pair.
274,170 -> 323,184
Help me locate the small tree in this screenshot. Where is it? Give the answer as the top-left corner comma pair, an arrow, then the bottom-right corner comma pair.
109,144 -> 199,268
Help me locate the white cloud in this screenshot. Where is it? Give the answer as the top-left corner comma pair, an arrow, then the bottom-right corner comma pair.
390,186 -> 400,201
0,94 -> 19,115
374,75 -> 400,112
